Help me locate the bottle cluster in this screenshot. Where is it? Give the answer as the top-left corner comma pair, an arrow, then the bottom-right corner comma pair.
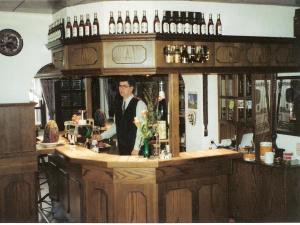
47,13 -> 100,43
108,10 -> 154,34
65,13 -> 100,39
161,11 -> 222,35
164,44 -> 209,64
48,19 -> 65,43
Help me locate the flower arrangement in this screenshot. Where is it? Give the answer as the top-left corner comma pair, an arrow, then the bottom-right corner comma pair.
134,110 -> 156,141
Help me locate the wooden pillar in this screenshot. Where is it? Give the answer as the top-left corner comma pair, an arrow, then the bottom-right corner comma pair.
168,73 -> 180,157
85,78 -> 93,118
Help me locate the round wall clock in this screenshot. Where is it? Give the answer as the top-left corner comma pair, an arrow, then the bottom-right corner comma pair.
0,29 -> 23,56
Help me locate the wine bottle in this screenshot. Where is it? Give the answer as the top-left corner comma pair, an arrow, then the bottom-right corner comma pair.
162,10 -> 169,34
124,10 -> 131,34
65,16 -> 72,39
208,13 -> 214,35
200,13 -> 206,35
92,13 -> 99,36
192,12 -> 198,35
109,11 -> 116,34
177,11 -> 183,34
79,14 -> 85,37
184,11 -> 190,34
72,16 -> 79,38
153,10 -> 161,33
85,13 -> 92,36
169,11 -> 177,34
141,10 -> 148,33
117,11 -> 123,34
157,81 -> 168,140
215,13 -> 222,35
133,10 -> 140,34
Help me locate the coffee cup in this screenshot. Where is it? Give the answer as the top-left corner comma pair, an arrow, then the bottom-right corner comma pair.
260,142 -> 272,160
264,152 -> 274,164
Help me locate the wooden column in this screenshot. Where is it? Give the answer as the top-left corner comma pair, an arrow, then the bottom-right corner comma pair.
84,78 -> 93,118
168,73 -> 180,157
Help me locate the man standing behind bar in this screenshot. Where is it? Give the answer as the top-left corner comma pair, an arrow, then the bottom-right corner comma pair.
98,77 -> 147,155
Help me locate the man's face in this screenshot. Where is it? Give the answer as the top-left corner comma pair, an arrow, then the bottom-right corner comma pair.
119,81 -> 133,99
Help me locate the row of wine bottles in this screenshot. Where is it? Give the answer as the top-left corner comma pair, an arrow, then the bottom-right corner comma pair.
108,10 -> 222,35
47,10 -> 222,43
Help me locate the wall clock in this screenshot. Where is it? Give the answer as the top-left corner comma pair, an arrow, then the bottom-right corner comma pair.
0,29 -> 23,56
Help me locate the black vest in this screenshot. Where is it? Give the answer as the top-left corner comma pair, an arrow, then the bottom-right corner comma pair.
115,97 -> 139,155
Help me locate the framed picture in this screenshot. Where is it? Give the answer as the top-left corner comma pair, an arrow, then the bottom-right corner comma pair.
188,92 -> 198,109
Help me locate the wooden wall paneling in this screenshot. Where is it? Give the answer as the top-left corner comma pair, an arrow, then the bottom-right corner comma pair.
66,42 -> 102,70
198,176 -> 228,222
69,176 -> 83,222
0,173 -> 37,222
113,168 -> 156,184
215,42 -> 244,67
0,103 -> 36,158
158,176 -> 228,223
245,43 -> 272,66
168,73 -> 180,157
52,47 -> 65,69
286,168 -> 300,221
113,184 -> 158,223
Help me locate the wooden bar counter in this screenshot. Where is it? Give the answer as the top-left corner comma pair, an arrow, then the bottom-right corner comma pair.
41,144 -> 241,222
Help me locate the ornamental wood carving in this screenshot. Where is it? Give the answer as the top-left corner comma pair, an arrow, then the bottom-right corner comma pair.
215,45 -> 241,64
246,44 -> 271,65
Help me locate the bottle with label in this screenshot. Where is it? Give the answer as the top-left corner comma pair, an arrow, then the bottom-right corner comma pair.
73,16 -> 79,38
157,81 -> 168,140
181,45 -> 189,63
141,10 -> 148,33
92,13 -> 99,36
65,16 -> 72,39
162,11 -> 169,34
109,11 -> 116,34
196,12 -> 201,35
117,11 -> 123,34
79,15 -> 85,37
207,13 -> 214,35
85,14 -> 92,36
169,11 -> 177,34
153,10 -> 161,33
215,13 -> 222,35
200,13 -> 206,35
177,11 -> 183,34
133,10 -> 140,34
184,11 -> 190,34
192,12 -> 198,35
124,10 -> 131,34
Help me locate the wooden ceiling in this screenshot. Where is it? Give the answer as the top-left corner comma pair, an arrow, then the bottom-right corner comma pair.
0,0 -> 299,14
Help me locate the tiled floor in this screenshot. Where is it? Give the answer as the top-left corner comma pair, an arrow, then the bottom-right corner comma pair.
38,162 -> 69,223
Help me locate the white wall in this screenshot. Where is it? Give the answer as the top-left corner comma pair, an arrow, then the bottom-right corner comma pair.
0,12 -> 52,103
53,1 -> 298,151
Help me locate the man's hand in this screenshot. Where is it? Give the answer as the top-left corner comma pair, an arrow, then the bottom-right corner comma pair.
93,134 -> 102,141
131,149 -> 139,156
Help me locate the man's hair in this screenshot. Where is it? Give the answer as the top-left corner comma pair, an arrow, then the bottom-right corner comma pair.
119,76 -> 136,87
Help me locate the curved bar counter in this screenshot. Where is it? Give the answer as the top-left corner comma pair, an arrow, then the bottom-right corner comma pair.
38,143 -> 241,222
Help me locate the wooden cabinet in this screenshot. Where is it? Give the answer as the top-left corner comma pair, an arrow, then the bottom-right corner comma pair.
229,159 -> 300,222
0,103 -> 37,222
218,74 -> 274,150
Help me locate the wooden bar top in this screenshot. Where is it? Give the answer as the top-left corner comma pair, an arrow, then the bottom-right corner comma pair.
37,143 -> 241,168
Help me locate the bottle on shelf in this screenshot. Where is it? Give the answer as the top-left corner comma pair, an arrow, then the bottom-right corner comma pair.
192,12 -> 198,35
79,15 -> 85,37
65,16 -> 72,39
153,10 -> 161,33
237,100 -> 245,121
124,10 -> 131,34
246,100 -> 252,120
133,10 -> 140,34
184,11 -> 191,34
157,80 -> 168,140
246,75 -> 252,96
238,76 -> 244,97
93,13 -> 99,36
200,13 -> 206,35
181,45 -> 189,63
141,10 -> 148,33
162,10 -> 170,34
85,14 -> 92,36
169,11 -> 177,34
196,12 -> 201,35
208,13 -> 214,35
216,13 -> 222,35
109,11 -> 116,34
177,11 -> 183,34
117,11 -> 124,34
73,16 -> 79,38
